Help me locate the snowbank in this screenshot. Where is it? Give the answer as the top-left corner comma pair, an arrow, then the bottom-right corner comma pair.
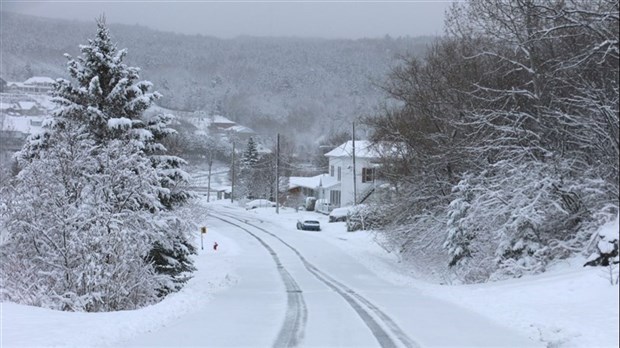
1,228 -> 238,347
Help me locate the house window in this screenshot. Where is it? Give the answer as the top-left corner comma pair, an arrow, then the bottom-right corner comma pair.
330,190 -> 341,207
337,167 -> 341,181
330,165 -> 334,177
362,168 -> 375,183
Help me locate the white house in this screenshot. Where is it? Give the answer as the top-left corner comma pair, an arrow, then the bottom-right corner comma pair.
288,174 -> 340,202
287,140 -> 383,208
7,76 -> 55,94
322,140 -> 382,207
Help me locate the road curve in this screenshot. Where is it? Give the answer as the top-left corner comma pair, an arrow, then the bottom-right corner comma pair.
212,212 -> 419,348
213,216 -> 308,348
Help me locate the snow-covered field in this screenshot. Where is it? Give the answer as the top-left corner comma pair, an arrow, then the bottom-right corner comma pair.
2,199 -> 618,347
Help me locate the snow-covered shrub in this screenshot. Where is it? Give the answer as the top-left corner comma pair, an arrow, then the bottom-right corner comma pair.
444,160 -> 610,282
1,132 -> 165,311
346,204 -> 390,232
388,211 -> 453,281
585,214 -> 619,269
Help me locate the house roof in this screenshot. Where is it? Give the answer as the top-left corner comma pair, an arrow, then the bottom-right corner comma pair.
17,101 -> 38,110
256,142 -> 272,154
289,173 -> 340,190
24,76 -> 55,85
324,140 -> 381,159
212,115 -> 236,124
211,185 -> 232,193
227,125 -> 255,134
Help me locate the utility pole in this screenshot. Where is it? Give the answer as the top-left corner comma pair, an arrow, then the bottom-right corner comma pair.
352,122 -> 357,206
231,141 -> 235,203
207,154 -> 212,203
275,133 -> 280,214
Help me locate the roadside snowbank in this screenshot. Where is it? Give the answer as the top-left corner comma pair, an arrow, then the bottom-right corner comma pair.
1,228 -> 238,347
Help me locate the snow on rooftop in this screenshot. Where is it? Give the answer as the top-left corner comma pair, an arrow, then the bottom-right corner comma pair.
184,114 -> 238,131
212,115 -> 235,124
24,76 -> 55,85
324,140 -> 380,159
289,173 -> 340,190
211,185 -> 232,193
256,143 -> 272,154
227,125 -> 255,134
17,101 -> 38,110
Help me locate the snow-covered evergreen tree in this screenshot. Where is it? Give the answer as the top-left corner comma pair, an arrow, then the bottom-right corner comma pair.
237,137 -> 262,199
1,18 -> 195,310
444,176 -> 475,267
242,137 -> 259,168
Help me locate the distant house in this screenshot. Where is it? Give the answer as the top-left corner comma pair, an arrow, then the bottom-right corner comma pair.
5,82 -> 21,93
0,102 -> 17,114
322,140 -> 383,207
289,140 -> 385,208
209,115 -> 237,131
226,124 -> 257,143
288,174 -> 340,204
215,186 -> 232,200
6,76 -> 55,94
23,76 -> 55,93
16,101 -> 42,116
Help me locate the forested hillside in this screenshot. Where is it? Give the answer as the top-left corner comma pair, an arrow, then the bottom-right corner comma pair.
0,11 -> 432,145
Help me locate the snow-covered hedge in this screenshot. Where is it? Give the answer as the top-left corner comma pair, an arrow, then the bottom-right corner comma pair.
443,161 -> 614,282
346,204 -> 391,232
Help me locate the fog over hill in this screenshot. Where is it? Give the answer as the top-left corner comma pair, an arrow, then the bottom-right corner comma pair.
0,11 -> 433,145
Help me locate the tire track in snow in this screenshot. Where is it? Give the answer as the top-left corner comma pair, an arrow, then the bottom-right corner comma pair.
210,215 -> 307,348
215,212 -> 419,348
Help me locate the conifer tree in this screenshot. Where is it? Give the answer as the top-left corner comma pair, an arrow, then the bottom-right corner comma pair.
2,18 -> 195,310
238,137 -> 261,199
242,137 -> 259,167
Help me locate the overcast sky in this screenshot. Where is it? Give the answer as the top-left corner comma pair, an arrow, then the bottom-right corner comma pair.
2,1 -> 452,39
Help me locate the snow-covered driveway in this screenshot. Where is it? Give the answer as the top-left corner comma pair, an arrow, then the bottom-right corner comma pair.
123,203 -> 540,348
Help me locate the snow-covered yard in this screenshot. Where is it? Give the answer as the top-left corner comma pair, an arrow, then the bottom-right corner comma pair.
2,199 -> 618,347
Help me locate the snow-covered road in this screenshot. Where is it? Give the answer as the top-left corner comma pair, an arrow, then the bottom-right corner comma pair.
5,200 -> 615,347
122,204 -> 540,347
